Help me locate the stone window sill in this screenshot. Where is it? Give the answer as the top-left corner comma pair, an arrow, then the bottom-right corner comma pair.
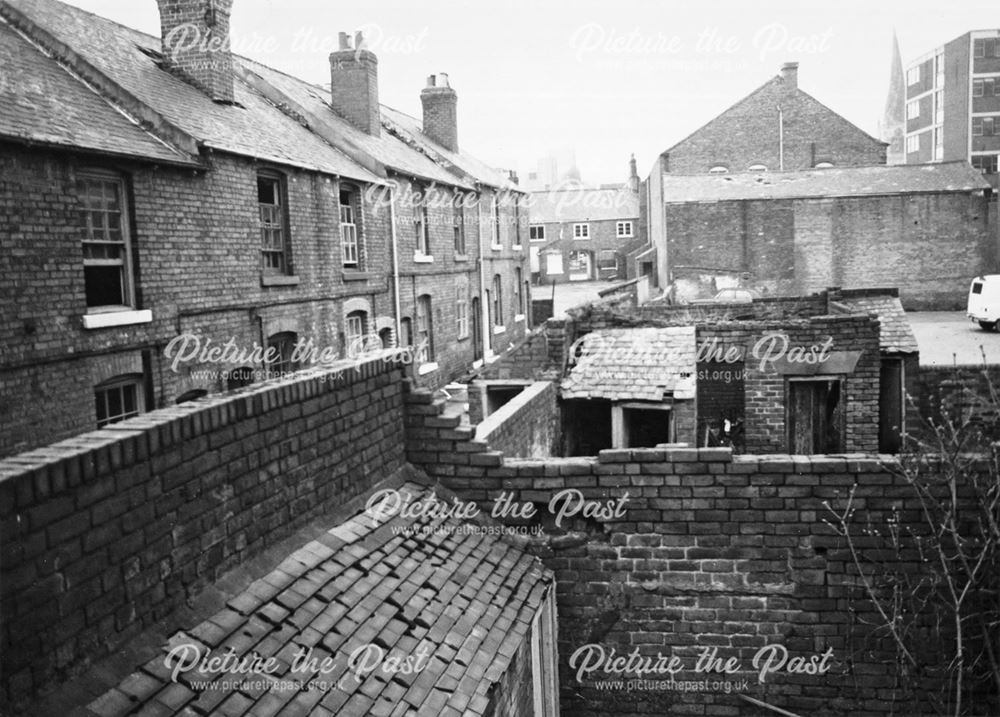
261,274 -> 300,287
82,309 -> 152,330
414,253 -> 434,264
417,361 -> 439,376
342,271 -> 376,282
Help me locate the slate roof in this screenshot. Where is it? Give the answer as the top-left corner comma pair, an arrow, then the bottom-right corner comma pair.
529,186 -> 640,223
0,17 -> 195,166
238,59 -> 472,189
833,295 -> 919,354
0,0 -> 379,183
84,481 -> 551,717
659,161 -> 991,203
562,327 -> 697,401
381,106 -> 520,191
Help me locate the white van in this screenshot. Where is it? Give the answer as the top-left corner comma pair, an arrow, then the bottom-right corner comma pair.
967,275 -> 1000,330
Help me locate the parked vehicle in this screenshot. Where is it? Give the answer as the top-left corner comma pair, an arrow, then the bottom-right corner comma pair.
967,275 -> 1000,330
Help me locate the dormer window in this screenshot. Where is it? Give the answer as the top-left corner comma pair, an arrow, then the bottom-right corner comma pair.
709,166 -> 729,174
748,164 -> 768,173
814,162 -> 834,169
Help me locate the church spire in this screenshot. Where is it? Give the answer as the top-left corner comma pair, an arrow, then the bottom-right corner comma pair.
882,31 -> 906,165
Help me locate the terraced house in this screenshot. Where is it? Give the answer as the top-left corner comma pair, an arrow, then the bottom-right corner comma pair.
0,0 -> 530,458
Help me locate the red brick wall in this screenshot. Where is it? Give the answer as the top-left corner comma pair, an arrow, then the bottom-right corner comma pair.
0,356 -> 407,705
664,75 -> 886,174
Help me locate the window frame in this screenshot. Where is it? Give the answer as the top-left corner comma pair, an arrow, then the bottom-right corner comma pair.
95,374 -> 145,428
258,170 -> 291,275
491,193 -> 502,249
453,194 -> 467,256
492,275 -> 504,327
616,221 -> 633,238
906,100 -> 920,119
415,295 -> 434,363
78,169 -> 136,312
456,287 -> 470,339
513,268 -> 524,317
339,184 -> 363,269
529,225 -> 546,242
345,310 -> 368,357
266,331 -> 299,378
906,65 -> 920,85
512,195 -> 523,249
572,223 -> 590,240
415,186 -> 431,257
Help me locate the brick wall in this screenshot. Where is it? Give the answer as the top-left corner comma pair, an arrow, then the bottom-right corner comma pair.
0,146 -> 392,456
391,178 -> 530,390
535,217 -> 638,283
0,355 -> 407,705
560,306 -> 882,454
403,387 -> 989,715
473,382 -> 561,458
663,72 -> 886,173
915,365 -> 1000,439
478,320 -> 567,382
663,192 -> 993,309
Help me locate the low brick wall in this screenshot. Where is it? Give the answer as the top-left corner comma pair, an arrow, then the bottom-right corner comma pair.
479,320 -> 568,381
0,355 -> 408,705
474,381 -> 560,458
403,385 -> 989,716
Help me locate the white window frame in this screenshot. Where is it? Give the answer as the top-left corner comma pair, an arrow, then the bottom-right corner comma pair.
345,311 -> 367,357
416,295 -> 433,363
95,375 -> 145,428
906,134 -> 920,153
906,100 -> 919,119
572,223 -> 590,240
616,221 -> 633,238
906,65 -> 920,85
529,224 -> 545,242
340,189 -> 360,268
79,170 -> 136,313
456,288 -> 469,339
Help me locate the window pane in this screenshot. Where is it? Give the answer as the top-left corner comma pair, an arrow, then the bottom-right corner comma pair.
84,265 -> 125,306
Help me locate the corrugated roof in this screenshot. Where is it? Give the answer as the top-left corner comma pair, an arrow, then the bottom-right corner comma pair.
0,17 -> 196,165
660,162 -> 991,202
562,327 -> 697,401
85,481 -> 551,716
529,186 -> 640,223
1,0 -> 383,183
833,295 -> 919,353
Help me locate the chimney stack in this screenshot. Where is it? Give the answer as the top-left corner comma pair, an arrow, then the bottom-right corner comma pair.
780,62 -> 799,90
628,153 -> 639,192
156,0 -> 235,102
421,73 -> 458,152
329,32 -> 380,136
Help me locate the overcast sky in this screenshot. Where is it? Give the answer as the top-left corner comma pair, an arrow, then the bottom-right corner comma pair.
64,0 -> 996,184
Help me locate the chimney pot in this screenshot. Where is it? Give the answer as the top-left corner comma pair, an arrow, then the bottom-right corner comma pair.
354,31 -> 365,50
426,74 -> 436,88
439,72 -> 449,88
338,32 -> 350,50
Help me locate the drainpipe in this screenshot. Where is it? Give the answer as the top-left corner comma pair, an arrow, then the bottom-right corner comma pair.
478,185 -> 491,360
777,105 -> 784,171
388,181 -> 402,340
